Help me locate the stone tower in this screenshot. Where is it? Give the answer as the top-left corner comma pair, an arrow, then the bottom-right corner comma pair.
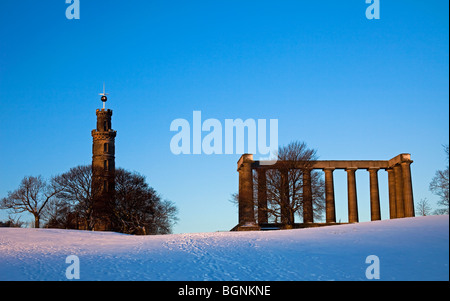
91,91 -> 116,230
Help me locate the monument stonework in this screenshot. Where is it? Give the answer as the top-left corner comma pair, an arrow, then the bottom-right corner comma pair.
91,93 -> 116,230
233,153 -> 415,231
86,89 -> 415,233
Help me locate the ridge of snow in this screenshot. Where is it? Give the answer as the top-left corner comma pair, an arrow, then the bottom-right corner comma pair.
0,215 -> 448,280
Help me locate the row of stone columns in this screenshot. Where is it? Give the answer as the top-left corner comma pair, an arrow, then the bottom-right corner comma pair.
386,160 -> 415,219
323,167 -> 382,224
237,154 -> 415,228
323,162 -> 415,224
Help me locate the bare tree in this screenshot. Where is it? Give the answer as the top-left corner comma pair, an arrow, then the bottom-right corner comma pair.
112,168 -> 178,234
415,198 -> 432,216
429,145 -> 449,215
0,215 -> 24,228
43,198 -> 75,229
50,165 -> 98,230
228,141 -> 325,227
261,141 -> 324,227
43,165 -> 178,234
1,176 -> 62,228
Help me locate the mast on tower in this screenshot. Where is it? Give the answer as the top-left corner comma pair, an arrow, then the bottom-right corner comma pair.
99,82 -> 109,109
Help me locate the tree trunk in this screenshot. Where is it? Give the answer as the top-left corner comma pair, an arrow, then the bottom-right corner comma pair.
34,215 -> 40,228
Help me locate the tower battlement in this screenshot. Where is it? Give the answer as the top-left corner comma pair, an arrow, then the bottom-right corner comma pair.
96,108 -> 113,115
91,130 -> 117,140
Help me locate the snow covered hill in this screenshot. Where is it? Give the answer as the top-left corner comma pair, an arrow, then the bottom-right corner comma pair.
0,215 -> 448,281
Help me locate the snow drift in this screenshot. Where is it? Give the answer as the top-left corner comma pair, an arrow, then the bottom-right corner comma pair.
0,215 -> 448,281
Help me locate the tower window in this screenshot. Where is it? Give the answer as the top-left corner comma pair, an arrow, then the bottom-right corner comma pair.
103,120 -> 108,131
104,160 -> 109,171
103,180 -> 108,192
104,143 -> 109,153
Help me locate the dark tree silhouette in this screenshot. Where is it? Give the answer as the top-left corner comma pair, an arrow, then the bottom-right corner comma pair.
43,165 -> 178,234
415,198 -> 432,216
1,175 -> 62,228
50,165 -> 98,230
429,145 -> 449,215
112,168 -> 178,234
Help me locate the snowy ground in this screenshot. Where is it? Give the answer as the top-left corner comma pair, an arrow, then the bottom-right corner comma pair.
0,215 -> 448,281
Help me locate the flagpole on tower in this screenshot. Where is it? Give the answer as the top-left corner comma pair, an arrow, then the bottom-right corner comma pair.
99,82 -> 109,110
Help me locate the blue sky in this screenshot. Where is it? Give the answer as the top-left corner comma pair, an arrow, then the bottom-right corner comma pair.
0,0 -> 448,233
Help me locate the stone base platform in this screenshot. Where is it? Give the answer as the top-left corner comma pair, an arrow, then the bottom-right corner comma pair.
230,222 -> 347,231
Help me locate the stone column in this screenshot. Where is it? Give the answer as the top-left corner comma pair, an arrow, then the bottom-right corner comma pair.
401,160 -> 415,217
302,169 -> 313,223
238,154 -> 256,225
386,168 -> 397,219
280,169 -> 291,227
323,168 -> 336,223
257,169 -> 268,224
346,168 -> 359,223
393,164 -> 404,218
368,168 -> 381,221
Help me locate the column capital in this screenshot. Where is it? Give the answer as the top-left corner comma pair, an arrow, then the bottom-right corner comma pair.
237,153 -> 254,171
322,167 -> 335,171
367,167 -> 380,172
400,160 -> 414,165
345,167 -> 358,172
